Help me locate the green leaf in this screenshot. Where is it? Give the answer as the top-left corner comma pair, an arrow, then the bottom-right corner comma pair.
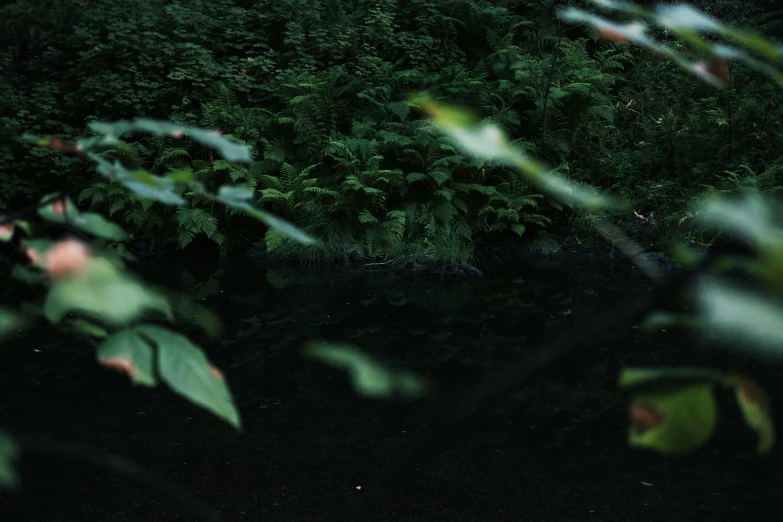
304,342 -> 427,400
214,185 -> 315,245
386,101 -> 410,121
511,224 -> 526,236
214,185 -> 254,204
696,279 -> 783,357
88,119 -> 252,162
628,383 -> 717,454
37,194 -> 127,241
0,309 -> 28,338
97,329 -> 157,386
264,228 -> 285,252
0,430 -> 19,488
358,210 -> 379,224
724,376 -> 775,454
618,367 -> 724,388
11,265 -> 47,285
89,155 -> 185,205
71,319 -> 109,338
44,258 -> 172,326
694,194 -> 778,250
0,221 -> 15,241
412,93 -> 617,211
136,325 -> 240,429
20,239 -> 55,268
165,168 -> 196,183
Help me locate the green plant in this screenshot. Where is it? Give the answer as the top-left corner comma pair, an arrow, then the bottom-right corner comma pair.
0,119 -> 314,500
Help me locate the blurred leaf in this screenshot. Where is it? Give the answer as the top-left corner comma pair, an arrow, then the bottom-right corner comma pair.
136,325 -> 241,429
70,319 -> 108,338
641,311 -> 702,330
724,375 -> 775,454
215,185 -> 315,245
411,92 -> 615,211
628,383 -> 716,454
20,239 -> 55,268
44,258 -> 172,326
165,168 -> 196,183
97,329 -> 157,386
0,430 -> 19,488
0,309 -> 28,338
11,265 -> 47,285
90,155 -> 186,205
561,1 -> 783,88
88,119 -> 252,162
697,280 -> 783,357
694,193 -> 781,250
619,367 -> 723,388
37,193 -> 127,241
304,342 -> 427,399
0,222 -> 15,242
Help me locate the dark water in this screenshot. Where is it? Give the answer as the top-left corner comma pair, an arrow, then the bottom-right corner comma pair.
0,257 -> 780,521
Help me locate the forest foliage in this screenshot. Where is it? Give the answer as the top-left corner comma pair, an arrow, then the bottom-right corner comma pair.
1,0 -> 782,264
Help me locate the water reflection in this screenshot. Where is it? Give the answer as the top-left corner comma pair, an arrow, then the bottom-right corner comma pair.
1,257 -> 777,521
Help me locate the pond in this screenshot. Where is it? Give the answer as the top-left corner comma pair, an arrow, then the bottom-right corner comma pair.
0,255 -> 780,521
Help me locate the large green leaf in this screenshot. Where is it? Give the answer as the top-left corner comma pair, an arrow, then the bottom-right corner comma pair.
0,430 -> 19,488
621,367 -> 776,455
304,342 -> 427,399
136,325 -> 240,429
44,258 -> 172,326
97,329 -> 157,386
628,383 -> 717,454
696,279 -> 783,356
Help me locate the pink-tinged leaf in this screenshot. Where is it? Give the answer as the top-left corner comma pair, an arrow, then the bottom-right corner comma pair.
629,404 -> 663,435
45,239 -> 92,281
135,325 -> 241,429
627,384 -> 717,454
97,329 -> 157,387
37,194 -> 127,242
724,376 -> 775,454
692,58 -> 729,88
44,258 -> 172,326
101,358 -> 135,377
21,239 -> 56,268
0,220 -> 15,242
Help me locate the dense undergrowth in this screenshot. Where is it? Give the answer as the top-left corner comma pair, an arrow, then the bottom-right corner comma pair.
2,0 -> 782,266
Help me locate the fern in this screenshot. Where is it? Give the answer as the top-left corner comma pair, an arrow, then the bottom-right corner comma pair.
265,228 -> 286,252
175,208 -> 225,249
